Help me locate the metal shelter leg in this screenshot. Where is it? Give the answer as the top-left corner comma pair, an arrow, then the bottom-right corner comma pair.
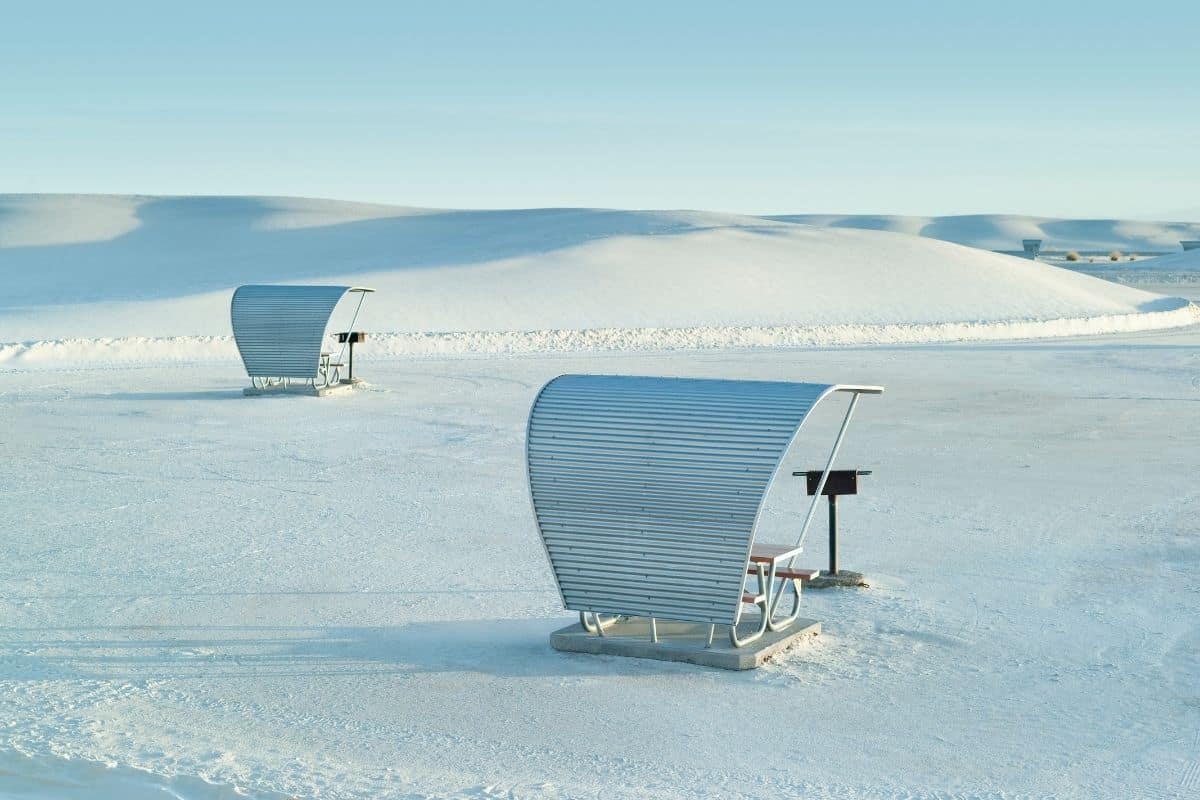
788,392 -> 861,569
580,611 -> 619,635
766,578 -> 803,632
730,564 -> 769,648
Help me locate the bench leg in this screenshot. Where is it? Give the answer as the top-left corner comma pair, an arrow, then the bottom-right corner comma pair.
580,611 -> 619,636
730,564 -> 769,648
730,598 -> 769,648
766,578 -> 803,632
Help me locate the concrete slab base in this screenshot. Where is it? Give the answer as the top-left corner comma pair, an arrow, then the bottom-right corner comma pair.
550,616 -> 820,670
242,382 -> 356,397
808,570 -> 868,589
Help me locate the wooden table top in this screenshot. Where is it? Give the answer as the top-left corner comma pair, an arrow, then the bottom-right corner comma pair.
748,543 -> 801,563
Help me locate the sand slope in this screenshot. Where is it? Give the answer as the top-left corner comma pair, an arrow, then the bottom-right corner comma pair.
0,196 -> 1194,363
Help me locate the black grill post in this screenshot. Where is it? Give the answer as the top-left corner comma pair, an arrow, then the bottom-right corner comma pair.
828,494 -> 838,575
795,469 -> 871,577
336,331 -> 367,382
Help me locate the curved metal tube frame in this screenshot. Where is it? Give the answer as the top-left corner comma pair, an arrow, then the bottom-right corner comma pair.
733,388 -> 876,644
316,353 -> 342,388
247,352 -> 342,391
766,577 -> 803,632
251,376 -> 288,390
730,563 -> 770,647
580,611 -> 620,635
788,392 -> 862,565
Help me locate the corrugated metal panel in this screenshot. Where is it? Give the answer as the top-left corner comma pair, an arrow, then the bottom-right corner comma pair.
230,285 -> 351,378
526,375 -> 835,625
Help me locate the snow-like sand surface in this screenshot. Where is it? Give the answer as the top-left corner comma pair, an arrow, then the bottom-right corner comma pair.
3,328 -> 1200,798
1,196 -> 1196,366
2,195 -> 1199,797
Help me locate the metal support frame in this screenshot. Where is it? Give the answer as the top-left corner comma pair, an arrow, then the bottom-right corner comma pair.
540,380 -> 883,654
580,611 -> 619,635
765,576 -> 803,631
734,546 -> 806,633
730,563 -> 770,647
317,353 -> 341,388
749,389 -> 876,636
787,391 -> 862,569
249,353 -> 341,391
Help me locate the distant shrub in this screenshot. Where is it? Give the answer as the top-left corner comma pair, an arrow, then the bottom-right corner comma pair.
1088,257 -> 1095,263
1129,255 -> 1137,261
1065,250 -> 1080,261
1109,250 -> 1121,261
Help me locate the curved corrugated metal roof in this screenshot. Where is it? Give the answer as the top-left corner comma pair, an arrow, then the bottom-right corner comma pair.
230,285 -> 371,379
526,374 -> 850,626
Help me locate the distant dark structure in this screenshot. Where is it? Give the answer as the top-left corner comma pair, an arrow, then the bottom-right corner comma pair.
1022,239 -> 1042,260
1182,241 -> 1200,251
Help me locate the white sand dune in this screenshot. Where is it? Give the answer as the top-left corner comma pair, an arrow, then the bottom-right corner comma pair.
0,194 -> 144,248
771,212 -> 1200,252
0,195 -> 1195,367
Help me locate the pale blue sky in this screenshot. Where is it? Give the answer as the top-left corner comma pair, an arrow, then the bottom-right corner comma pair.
3,1 -> 1197,217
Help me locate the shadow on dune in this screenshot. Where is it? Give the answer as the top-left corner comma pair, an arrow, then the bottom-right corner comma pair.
916,214 -> 1044,246
0,197 -> 724,308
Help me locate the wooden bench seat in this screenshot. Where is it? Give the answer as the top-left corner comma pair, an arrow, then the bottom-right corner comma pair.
745,565 -> 819,582
763,566 -> 820,582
